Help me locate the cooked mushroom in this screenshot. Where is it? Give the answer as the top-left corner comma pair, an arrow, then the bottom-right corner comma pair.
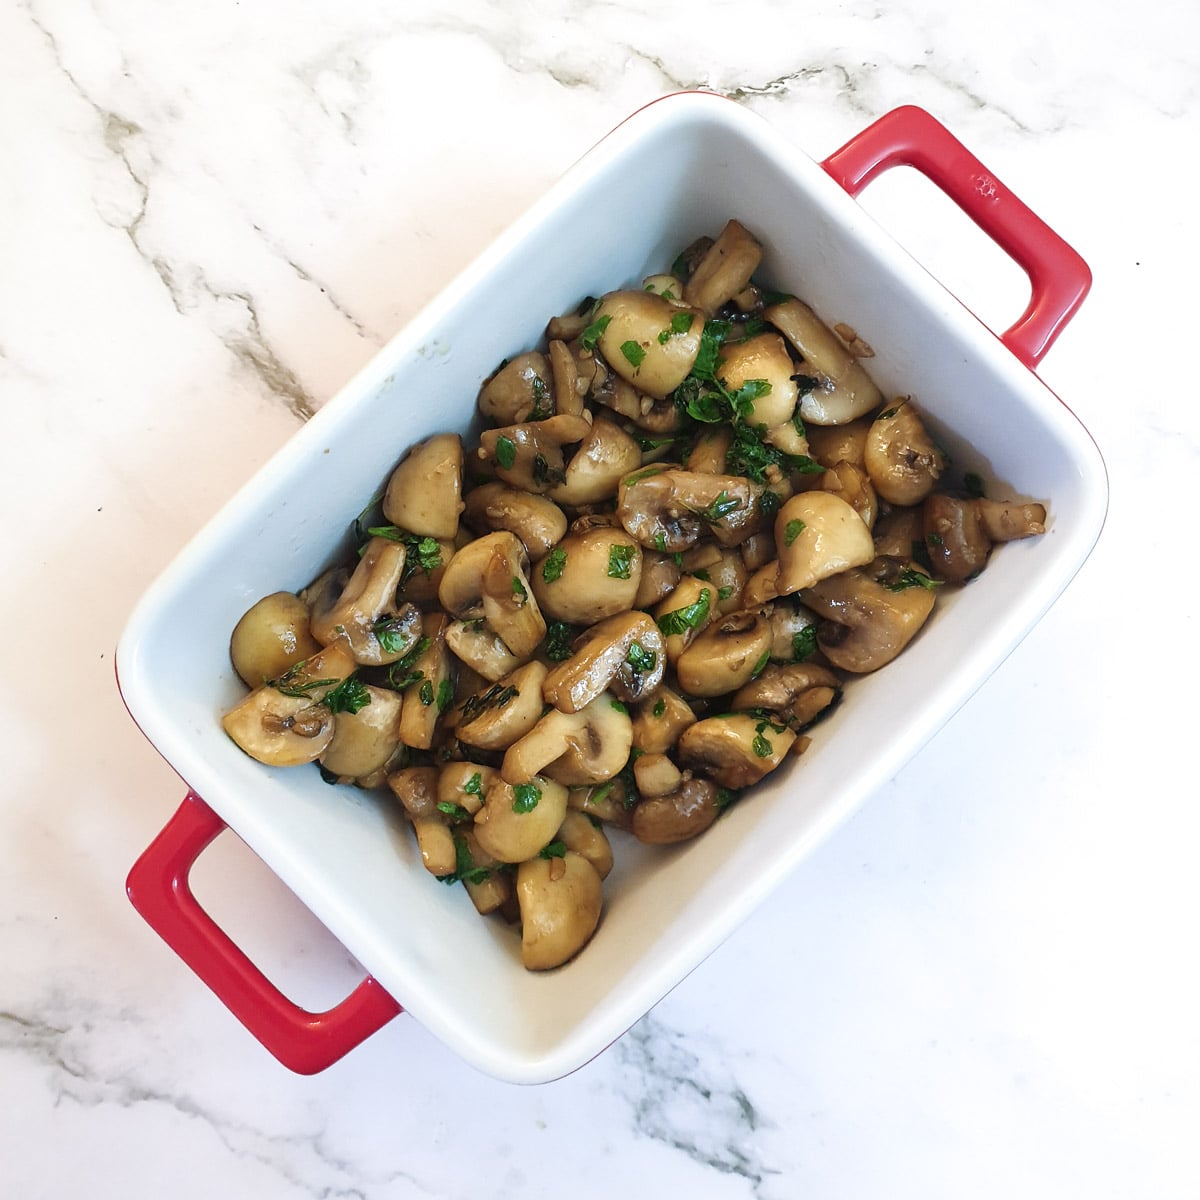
477,413 -> 593,493
437,762 -> 499,817
531,524 -> 642,626
222,687 -> 337,767
478,351 -> 553,425
633,551 -> 682,608
773,491 -> 875,595
863,400 -> 945,506
542,611 -> 665,713
763,298 -> 882,425
382,433 -> 466,540
654,575 -> 718,664
547,339 -> 585,417
547,417 -> 642,507
396,614 -> 454,750
617,468 -> 768,552
872,503 -> 925,560
473,773 -> 569,863
444,619 -> 524,682
921,492 -> 1047,582
800,556 -> 938,672
387,765 -> 440,819
631,752 -> 682,797
675,609 -> 774,698
516,850 -> 603,970
456,829 -> 511,914
229,591 -> 321,688
710,332 -> 799,428
502,692 -> 633,786
684,426 -> 733,475
456,661 -> 548,751
319,684 -> 403,780
976,497 -> 1048,542
555,809 -> 614,880
731,662 -> 842,728
677,713 -> 796,789
461,482 -> 568,560
806,414 -> 873,468
309,536 -> 415,666
820,460 -> 878,530
592,290 -> 706,399
631,685 -> 697,754
766,597 -> 821,664
631,778 -> 722,845
683,219 -> 763,316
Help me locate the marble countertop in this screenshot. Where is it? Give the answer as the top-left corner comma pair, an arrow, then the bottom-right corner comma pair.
5,0 -> 1198,1195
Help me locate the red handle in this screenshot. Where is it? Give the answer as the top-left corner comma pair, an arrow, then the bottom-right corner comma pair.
821,105 -> 1091,369
126,791 -> 402,1074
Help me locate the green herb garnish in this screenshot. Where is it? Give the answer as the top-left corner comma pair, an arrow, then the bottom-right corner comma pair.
541,548 -> 567,583
436,677 -> 455,712
792,626 -> 818,662
386,635 -> 431,690
512,575 -> 528,601
884,567 -> 943,592
580,313 -> 612,352
657,587 -> 711,637
544,621 -> 578,662
437,835 -> 490,886
459,683 -> 519,723
657,311 -> 695,344
419,679 -> 434,706
653,698 -> 666,718
494,435 -> 516,470
538,840 -> 567,859
436,801 -> 470,821
607,543 -> 636,579
626,641 -> 657,674
463,772 -> 483,795
512,783 -> 542,813
620,340 -> 647,369
751,732 -> 773,758
784,518 -> 806,546
322,676 -> 372,715
699,491 -> 741,524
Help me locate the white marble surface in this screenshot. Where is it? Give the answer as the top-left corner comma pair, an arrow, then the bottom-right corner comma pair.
4,0 -> 1198,1195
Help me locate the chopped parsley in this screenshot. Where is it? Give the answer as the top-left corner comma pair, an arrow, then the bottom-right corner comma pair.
463,771 -> 483,796
926,532 -> 945,547
657,587 -> 711,637
544,621 -> 578,662
374,614 -> 415,655
511,575 -> 528,601
268,662 -> 338,698
607,543 -> 636,579
725,421 -> 823,483
652,698 -> 666,718
751,732 -> 773,758
884,567 -> 943,593
419,679 -> 434,706
511,783 -> 542,813
717,584 -> 735,601
792,626 -> 818,661
494,435 -> 516,470
437,834 -> 490,886
460,683 -> 519,723
750,650 -> 770,679
620,340 -> 647,369
657,311 -> 695,344
386,635 -> 431,690
538,840 -> 567,859
436,801 -> 470,822
529,375 -> 552,419
323,676 -> 372,714
580,313 -> 612,352
715,787 -> 741,810
541,548 -> 568,583
609,699 -> 628,714
626,641 -> 657,674
699,490 -> 741,524
435,677 -> 455,712
784,518 -> 806,546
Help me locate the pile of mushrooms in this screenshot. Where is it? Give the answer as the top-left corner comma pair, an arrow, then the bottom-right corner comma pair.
221,220 -> 1049,971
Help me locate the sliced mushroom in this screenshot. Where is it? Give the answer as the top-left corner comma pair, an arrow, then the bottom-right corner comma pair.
478,351 -> 553,425
516,850 -> 603,970
683,219 -> 763,316
555,809 -> 614,880
309,536 -> 414,665
631,778 -> 722,845
444,619 -> 523,682
863,400 -> 945,506
547,417 -> 642,507
461,482 -> 568,560
547,339 -> 585,417
801,556 -> 938,672
531,525 -> 642,626
806,414 -> 873,468
592,290 -> 706,399
382,433 -> 466,540
542,611 -> 665,713
617,468 -> 768,552
675,609 -> 773,698
921,492 -> 1046,582
474,774 -> 569,863
502,692 -> 633,786
477,413 -> 593,493
731,662 -> 842,728
677,713 -> 796,789
319,684 -> 403,780
820,460 -> 878,530
456,661 -> 548,751
222,687 -> 336,767
773,491 -> 875,595
387,765 -> 440,819
229,591 -> 321,688
396,614 -> 454,750
764,298 -> 882,425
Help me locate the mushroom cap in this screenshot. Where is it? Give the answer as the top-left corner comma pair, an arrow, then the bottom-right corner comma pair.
517,850 -> 603,971
863,401 -> 945,506
631,778 -> 722,845
461,482 -> 568,560
593,290 -> 706,399
675,610 -> 774,698
773,491 -> 875,595
222,687 -> 336,767
229,591 -> 321,688
683,219 -> 763,316
711,332 -> 799,428
618,469 -> 768,553
456,660 -> 549,751
502,693 -> 633,787
319,685 -> 403,779
382,432 -> 465,540
477,351 -> 553,425
677,713 -> 796,790
547,417 -> 642,507
531,526 -> 642,626
542,611 -> 665,714
473,774 -> 569,864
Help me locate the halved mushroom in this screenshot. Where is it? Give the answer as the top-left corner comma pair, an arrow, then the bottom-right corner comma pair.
478,351 -> 553,425
654,575 -> 718,665
633,551 -> 682,608
438,530 -> 545,661
477,413 -> 593,494
683,219 -> 763,316
806,414 -> 873,468
711,332 -> 799,428
863,401 -> 945,506
684,426 -> 733,475
309,536 -> 415,666
396,614 -> 454,750
592,290 -> 706,399
229,591 -> 321,688
387,765 -> 440,819
675,609 -> 774,698
773,491 -> 875,595
764,298 -> 882,425
741,563 -> 781,607
731,662 -> 842,729
473,773 -> 569,863
567,780 -> 634,830
516,850 -> 603,970
444,619 -> 524,682
382,433 -> 466,540
555,809 -> 614,880
319,685 -> 403,780
456,661 -> 548,751
872,503 -> 925,560
631,685 -> 697,754
800,556 -> 938,673
547,339 -> 585,417
631,778 -> 722,845
502,692 -> 633,786
617,468 -> 768,553
531,524 -> 642,626
547,417 -> 642,507
437,762 -> 499,817
632,752 -> 682,798
677,713 -> 796,789
457,828 -> 511,915
222,687 -> 336,767
543,611 -> 665,713
766,597 -> 821,664
461,482 -> 568,560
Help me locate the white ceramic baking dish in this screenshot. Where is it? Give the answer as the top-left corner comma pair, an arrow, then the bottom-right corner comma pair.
119,92 -> 1107,1083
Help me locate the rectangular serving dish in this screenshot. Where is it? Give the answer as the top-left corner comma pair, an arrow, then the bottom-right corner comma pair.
119,92 -> 1107,1083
